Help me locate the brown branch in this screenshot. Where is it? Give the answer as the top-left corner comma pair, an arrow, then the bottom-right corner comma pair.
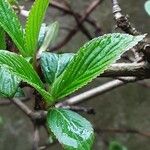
32,125 -> 40,150
50,1 -> 101,31
102,62 -> 150,78
50,0 -> 104,51
56,77 -> 137,107
0,97 -> 29,105
65,2 -> 93,40
111,0 -> 150,62
96,127 -> 150,138
10,98 -> 33,119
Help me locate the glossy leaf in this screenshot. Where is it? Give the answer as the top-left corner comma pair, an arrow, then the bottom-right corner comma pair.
0,0 -> 25,55
0,67 -> 20,97
109,141 -> 127,150
0,50 -> 53,103
25,0 -> 50,56
40,52 -> 74,84
47,108 -> 94,150
0,27 -> 6,49
37,22 -> 59,58
51,33 -> 145,100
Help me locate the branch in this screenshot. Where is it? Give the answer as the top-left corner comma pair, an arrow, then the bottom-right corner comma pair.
111,0 -> 150,62
50,1 -> 101,31
32,125 -> 40,150
50,0 -> 104,51
56,77 -> 137,107
96,127 -> 150,138
102,62 -> 150,77
10,98 -> 33,119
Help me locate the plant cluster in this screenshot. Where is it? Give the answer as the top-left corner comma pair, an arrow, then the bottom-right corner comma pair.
0,0 -> 145,149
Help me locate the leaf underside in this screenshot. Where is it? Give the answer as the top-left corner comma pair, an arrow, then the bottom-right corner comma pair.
25,0 -> 50,56
47,108 -> 94,150
38,21 -> 59,56
0,67 -> 20,97
40,52 -> 74,85
51,33 -> 145,101
0,50 -> 53,103
0,0 -> 25,55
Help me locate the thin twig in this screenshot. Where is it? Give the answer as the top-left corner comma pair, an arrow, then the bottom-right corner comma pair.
96,127 -> 150,138
50,0 -> 104,51
32,125 -> 40,150
50,1 -> 101,31
56,77 -> 137,107
10,98 -> 33,119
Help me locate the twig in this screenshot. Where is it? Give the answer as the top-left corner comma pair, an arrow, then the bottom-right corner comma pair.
64,2 -> 93,39
10,98 -> 33,119
50,1 -> 101,31
111,0 -> 150,62
50,0 -> 104,51
32,125 -> 40,150
56,77 -> 137,107
0,97 -> 30,105
102,62 -> 150,77
96,127 -> 150,138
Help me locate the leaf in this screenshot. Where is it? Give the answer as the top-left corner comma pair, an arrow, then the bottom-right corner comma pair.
109,141 -> 127,150
37,22 -> 59,58
14,87 -> 25,97
0,27 -> 6,49
145,0 -> 150,16
25,0 -> 50,56
0,50 -> 53,103
38,23 -> 47,48
47,108 -> 94,150
0,67 -> 20,97
51,33 -> 145,100
40,52 -> 74,85
0,0 -> 25,55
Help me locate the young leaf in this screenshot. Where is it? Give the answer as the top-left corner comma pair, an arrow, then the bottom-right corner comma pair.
109,141 -> 127,150
37,22 -> 59,58
25,0 -> 50,56
145,0 -> 150,16
0,0 -> 25,55
40,52 -> 74,84
0,67 -> 20,97
0,50 -> 53,103
14,87 -> 25,98
0,27 -> 6,49
47,108 -> 94,150
38,23 -> 47,48
51,33 -> 145,100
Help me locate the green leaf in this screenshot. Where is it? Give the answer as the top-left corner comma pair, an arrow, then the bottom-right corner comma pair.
145,0 -> 150,16
0,0 -> 25,55
109,141 -> 127,150
47,108 -> 94,150
38,23 -> 47,49
51,33 -> 145,100
25,0 -> 50,56
0,67 -> 20,97
37,22 -> 59,58
40,52 -> 74,85
0,50 -> 53,103
14,87 -> 25,97
0,27 -> 6,49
